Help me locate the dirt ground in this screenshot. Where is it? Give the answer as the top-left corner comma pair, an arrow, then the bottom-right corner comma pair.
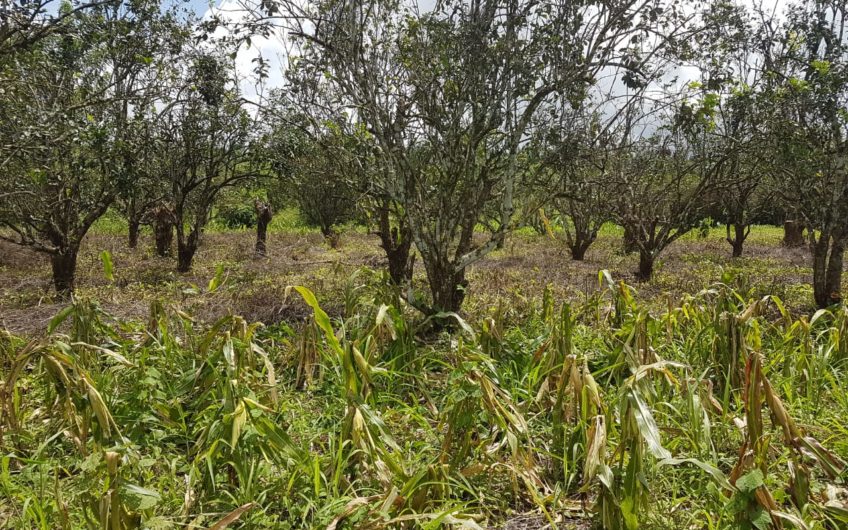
0,226 -> 837,336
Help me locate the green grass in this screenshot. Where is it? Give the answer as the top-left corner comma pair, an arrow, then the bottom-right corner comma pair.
1,267 -> 847,529
2,220 -> 847,528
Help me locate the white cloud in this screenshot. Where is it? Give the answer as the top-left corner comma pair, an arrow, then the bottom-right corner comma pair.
197,0 -> 786,114
201,0 -> 290,105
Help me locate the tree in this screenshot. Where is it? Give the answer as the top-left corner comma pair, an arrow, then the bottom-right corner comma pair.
118,110 -> 173,249
267,74 -> 415,285
151,201 -> 176,257
0,0 -> 181,295
253,198 -> 272,257
687,84 -> 773,258
533,113 -> 611,261
264,102 -> 361,248
611,99 -> 727,280
0,0 -> 118,58
688,1 -> 775,258
159,52 -> 260,272
770,0 -> 848,308
532,86 -> 661,262
271,0 -> 689,314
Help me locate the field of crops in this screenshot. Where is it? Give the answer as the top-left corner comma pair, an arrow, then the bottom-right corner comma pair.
2,227 -> 848,529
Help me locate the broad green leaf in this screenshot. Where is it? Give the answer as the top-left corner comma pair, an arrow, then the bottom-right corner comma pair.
122,483 -> 160,511
290,285 -> 344,357
750,507 -> 771,530
659,458 -> 734,492
736,469 -> 764,493
48,305 -> 74,334
627,390 -> 671,460
208,263 -> 225,292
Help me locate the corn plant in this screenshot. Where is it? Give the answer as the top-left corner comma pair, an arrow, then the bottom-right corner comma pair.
727,347 -> 846,528
587,362 -> 682,530
291,285 -> 406,490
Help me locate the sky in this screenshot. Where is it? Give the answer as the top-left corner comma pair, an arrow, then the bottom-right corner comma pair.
193,0 -> 787,108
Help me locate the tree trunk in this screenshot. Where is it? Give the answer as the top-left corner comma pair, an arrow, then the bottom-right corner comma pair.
254,200 -> 273,257
377,207 -> 414,285
622,224 -> 638,254
571,240 -> 590,261
812,232 -> 844,309
321,226 -> 341,249
128,218 -> 140,249
727,223 -> 748,258
569,231 -> 595,261
51,248 -> 79,297
155,225 -> 173,257
571,245 -> 586,261
783,220 -> 805,247
427,265 -> 468,314
153,204 -> 175,257
495,231 -> 506,250
636,250 -> 654,281
177,231 -> 198,273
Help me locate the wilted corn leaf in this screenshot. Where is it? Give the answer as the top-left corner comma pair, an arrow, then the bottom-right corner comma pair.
251,343 -> 278,407
207,502 -> 255,530
84,377 -> 114,439
625,389 -> 671,460
230,399 -> 247,448
583,415 -> 606,485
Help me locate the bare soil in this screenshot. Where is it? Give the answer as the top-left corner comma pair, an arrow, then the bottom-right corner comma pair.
0,228 -> 841,336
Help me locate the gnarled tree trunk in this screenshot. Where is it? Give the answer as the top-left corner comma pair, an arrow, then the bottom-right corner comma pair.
254,199 -> 273,257
811,231 -> 844,309
622,224 -> 638,254
726,223 -> 750,258
567,224 -> 597,261
782,220 -> 805,248
321,225 -> 341,249
153,204 -> 175,257
636,250 -> 654,281
128,217 -> 141,249
377,206 -> 414,285
51,248 -> 79,298
425,262 -> 468,314
176,230 -> 199,273
570,239 -> 593,261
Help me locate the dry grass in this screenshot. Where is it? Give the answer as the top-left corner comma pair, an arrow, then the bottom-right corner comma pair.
0,225 -> 840,335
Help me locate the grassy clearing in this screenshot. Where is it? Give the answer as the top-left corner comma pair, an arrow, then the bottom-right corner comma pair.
1,225 -> 847,529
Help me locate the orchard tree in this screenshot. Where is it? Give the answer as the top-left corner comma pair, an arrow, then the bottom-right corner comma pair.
253,198 -> 272,257
684,0 -> 776,258
265,115 -> 359,248
533,110 -> 614,261
532,78 -> 668,262
0,0 -> 183,295
610,97 -> 729,280
159,52 -> 261,272
684,86 -> 773,258
265,82 -> 415,284
118,109 -> 175,249
269,0 -> 691,314
771,0 -> 848,308
0,0 -> 120,58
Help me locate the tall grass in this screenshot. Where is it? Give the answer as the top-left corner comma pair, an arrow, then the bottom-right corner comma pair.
1,271 -> 847,529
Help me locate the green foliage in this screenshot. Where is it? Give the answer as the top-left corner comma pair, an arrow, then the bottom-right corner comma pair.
216,202 -> 257,229
100,250 -> 114,282
2,271 -> 847,528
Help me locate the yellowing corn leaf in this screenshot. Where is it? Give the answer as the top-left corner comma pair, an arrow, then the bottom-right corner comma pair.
207,502 -> 256,530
